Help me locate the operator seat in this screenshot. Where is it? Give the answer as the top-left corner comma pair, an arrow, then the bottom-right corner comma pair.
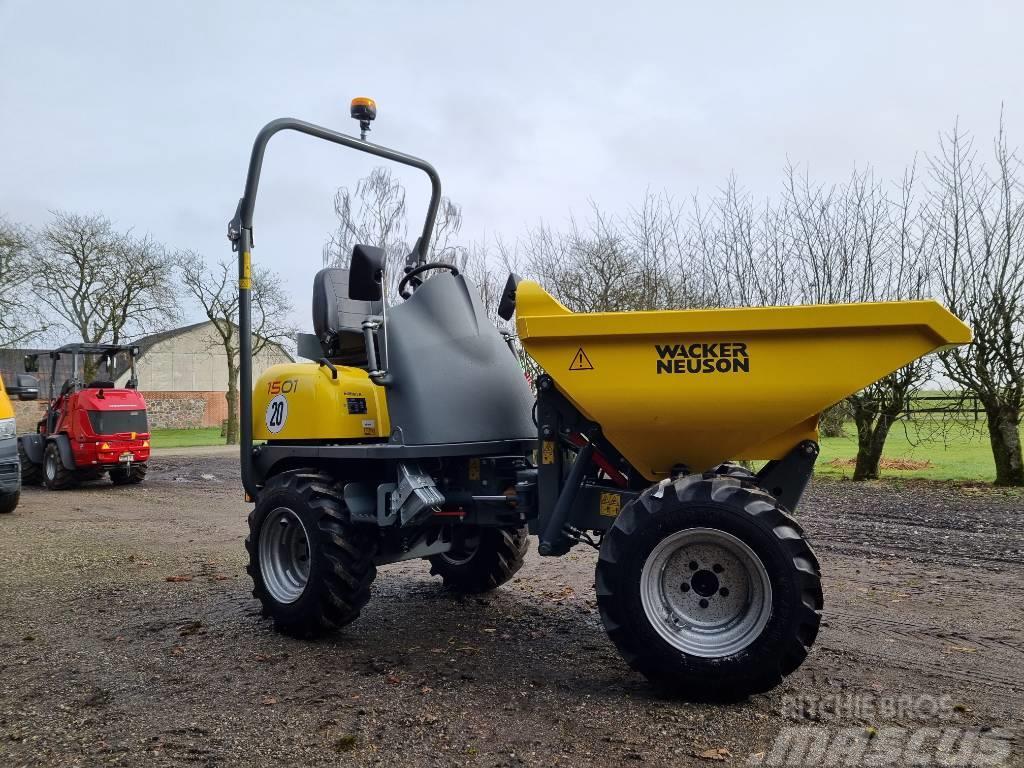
312,268 -> 382,368
87,379 -> 115,389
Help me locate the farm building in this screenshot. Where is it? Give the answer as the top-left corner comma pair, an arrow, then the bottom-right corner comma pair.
0,321 -> 292,432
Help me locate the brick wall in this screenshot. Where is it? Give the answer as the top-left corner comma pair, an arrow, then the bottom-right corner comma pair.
11,390 -> 237,433
138,391 -> 235,429
143,395 -> 207,429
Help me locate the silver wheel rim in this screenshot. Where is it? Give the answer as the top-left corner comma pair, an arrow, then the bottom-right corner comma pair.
440,533 -> 480,566
640,527 -> 772,658
259,507 -> 311,604
45,451 -> 56,481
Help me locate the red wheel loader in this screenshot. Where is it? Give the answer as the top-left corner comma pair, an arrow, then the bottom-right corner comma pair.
18,344 -> 151,490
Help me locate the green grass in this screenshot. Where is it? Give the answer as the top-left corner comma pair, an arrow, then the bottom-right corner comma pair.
150,428 -> 225,449
147,420 -> 1007,481
816,420 -> 1003,482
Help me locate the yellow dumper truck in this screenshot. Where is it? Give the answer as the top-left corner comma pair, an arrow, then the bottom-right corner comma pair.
227,103 -> 972,698
0,370 -> 39,513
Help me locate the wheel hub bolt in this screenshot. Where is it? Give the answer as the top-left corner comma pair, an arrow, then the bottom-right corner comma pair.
698,598 -> 709,608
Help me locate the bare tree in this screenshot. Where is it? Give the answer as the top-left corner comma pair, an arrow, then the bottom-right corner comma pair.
323,167 -> 468,298
786,165 -> 934,479
177,253 -> 295,445
324,168 -> 408,273
0,215 -> 46,345
685,165 -> 935,479
687,176 -> 795,309
929,119 -> 1024,485
517,195 -> 705,314
31,211 -> 179,377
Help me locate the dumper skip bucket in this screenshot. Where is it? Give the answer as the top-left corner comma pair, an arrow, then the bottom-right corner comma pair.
515,281 -> 972,479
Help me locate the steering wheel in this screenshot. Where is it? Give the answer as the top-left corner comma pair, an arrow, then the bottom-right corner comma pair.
398,262 -> 460,299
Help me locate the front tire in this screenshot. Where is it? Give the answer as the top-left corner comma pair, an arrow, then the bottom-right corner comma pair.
18,442 -> 42,486
0,491 -> 19,514
42,442 -> 77,490
596,474 -> 823,700
246,470 -> 378,637
428,525 -> 529,593
109,462 -> 147,485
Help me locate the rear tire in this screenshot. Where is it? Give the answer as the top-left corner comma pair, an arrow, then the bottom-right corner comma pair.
42,442 -> 77,490
596,474 -> 822,700
0,491 -> 19,514
428,525 -> 529,593
18,442 -> 42,486
246,470 -> 378,637
109,463 -> 147,485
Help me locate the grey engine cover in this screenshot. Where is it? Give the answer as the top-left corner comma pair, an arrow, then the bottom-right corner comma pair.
382,272 -> 535,445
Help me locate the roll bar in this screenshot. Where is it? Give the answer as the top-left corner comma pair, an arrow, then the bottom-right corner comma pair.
227,117 -> 443,498
36,343 -> 140,399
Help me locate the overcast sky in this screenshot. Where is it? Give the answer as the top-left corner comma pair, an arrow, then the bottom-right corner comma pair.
1,1 -> 1021,332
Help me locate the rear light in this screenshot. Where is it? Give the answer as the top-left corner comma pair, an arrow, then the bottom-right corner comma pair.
0,417 -> 15,440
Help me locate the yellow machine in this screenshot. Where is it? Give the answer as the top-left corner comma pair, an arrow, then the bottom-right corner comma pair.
231,102 -> 971,700
0,368 -> 39,514
253,362 -> 389,441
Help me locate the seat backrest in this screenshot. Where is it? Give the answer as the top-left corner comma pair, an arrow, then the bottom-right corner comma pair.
87,380 -> 115,389
311,268 -> 382,366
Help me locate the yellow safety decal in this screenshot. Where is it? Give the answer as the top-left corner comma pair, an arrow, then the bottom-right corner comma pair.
468,458 -> 481,481
599,492 -> 621,517
239,251 -> 252,290
541,440 -> 556,465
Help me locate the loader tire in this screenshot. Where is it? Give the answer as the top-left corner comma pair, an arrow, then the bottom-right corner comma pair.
110,463 -> 147,485
596,474 -> 822,700
428,525 -> 529,593
18,442 -> 42,486
42,442 -> 77,490
0,491 -> 19,514
246,470 -> 377,637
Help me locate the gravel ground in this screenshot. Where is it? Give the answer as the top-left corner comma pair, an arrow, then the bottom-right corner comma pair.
0,450 -> 1021,767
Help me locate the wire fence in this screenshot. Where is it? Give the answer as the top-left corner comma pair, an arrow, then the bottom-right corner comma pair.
904,394 -> 985,420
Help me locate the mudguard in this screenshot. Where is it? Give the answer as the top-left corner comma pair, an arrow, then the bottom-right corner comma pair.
18,434 -> 44,465
46,434 -> 76,470
20,436 -> 75,473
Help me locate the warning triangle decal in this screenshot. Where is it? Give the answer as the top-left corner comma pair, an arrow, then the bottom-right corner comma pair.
569,347 -> 594,370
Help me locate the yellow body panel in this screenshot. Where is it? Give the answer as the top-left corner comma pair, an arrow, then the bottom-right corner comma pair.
516,281 -> 972,479
252,362 -> 390,441
0,376 -> 13,420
